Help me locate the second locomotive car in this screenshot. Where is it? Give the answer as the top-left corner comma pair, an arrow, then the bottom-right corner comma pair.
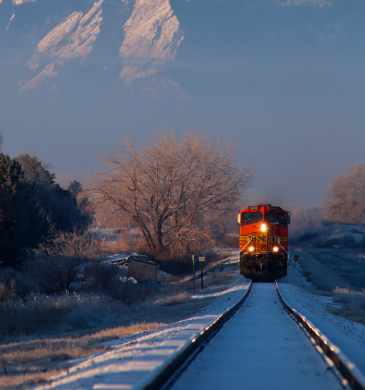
238,204 -> 290,281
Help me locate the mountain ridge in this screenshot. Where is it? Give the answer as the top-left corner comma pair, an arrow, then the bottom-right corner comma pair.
1,0 -> 364,95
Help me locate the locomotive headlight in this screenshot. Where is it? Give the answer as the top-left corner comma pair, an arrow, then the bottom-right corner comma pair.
261,223 -> 267,232
249,246 -> 254,252
273,246 -> 279,252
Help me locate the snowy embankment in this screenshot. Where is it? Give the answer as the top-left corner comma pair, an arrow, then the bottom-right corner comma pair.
35,277 -> 250,390
279,256 -> 365,375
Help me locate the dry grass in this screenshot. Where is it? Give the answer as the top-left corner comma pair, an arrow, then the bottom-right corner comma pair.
0,257 -> 240,389
0,322 -> 163,390
0,292 -> 123,337
328,287 -> 365,324
295,249 -> 348,291
0,294 -> 220,390
0,369 -> 58,390
203,270 -> 237,288
154,292 -> 191,306
103,237 -> 131,254
307,289 -> 332,297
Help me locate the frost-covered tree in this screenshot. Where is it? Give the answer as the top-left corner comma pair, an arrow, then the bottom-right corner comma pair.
88,131 -> 253,256
323,162 -> 365,224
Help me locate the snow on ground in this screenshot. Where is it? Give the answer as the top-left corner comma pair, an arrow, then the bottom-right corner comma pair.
33,247 -> 365,389
157,269 -> 178,283
170,283 -> 341,390
279,255 -> 365,374
34,275 -> 250,390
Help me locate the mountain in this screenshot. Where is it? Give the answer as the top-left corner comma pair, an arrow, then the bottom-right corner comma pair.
1,0 -> 184,93
1,0 -> 364,95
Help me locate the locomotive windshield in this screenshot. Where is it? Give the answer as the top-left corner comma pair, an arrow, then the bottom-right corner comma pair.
241,212 -> 263,225
265,213 -> 287,226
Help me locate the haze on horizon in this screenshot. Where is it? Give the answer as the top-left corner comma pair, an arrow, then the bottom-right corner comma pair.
1,0 -> 364,209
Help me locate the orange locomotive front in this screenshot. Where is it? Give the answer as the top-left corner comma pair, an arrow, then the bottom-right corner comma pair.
238,204 -> 290,281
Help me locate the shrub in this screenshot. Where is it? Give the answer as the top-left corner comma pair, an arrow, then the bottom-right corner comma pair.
298,251 -> 347,291
0,279 -> 17,302
295,231 -> 322,247
298,232 -> 317,242
0,267 -> 37,298
332,287 -> 365,311
84,263 -> 117,292
341,233 -> 357,248
82,263 -> 164,304
0,292 -> 122,337
31,229 -> 100,293
321,238 -> 342,248
222,234 -> 239,248
31,255 -> 87,294
361,235 -> 365,249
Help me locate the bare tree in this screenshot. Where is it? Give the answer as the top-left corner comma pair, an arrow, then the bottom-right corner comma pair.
87,131 -> 253,255
34,229 -> 99,292
323,162 -> 365,224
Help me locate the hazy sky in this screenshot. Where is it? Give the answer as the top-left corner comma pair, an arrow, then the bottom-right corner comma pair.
1,0 -> 364,208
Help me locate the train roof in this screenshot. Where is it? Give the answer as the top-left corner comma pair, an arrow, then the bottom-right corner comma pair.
240,204 -> 289,213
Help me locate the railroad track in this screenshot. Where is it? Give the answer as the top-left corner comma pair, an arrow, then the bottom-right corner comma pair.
139,282 -> 365,390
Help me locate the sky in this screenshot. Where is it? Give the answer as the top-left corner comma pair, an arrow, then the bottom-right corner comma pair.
1,0 -> 364,208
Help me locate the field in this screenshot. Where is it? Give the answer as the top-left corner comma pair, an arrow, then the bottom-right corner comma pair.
291,224 -> 365,325
0,254 -> 239,390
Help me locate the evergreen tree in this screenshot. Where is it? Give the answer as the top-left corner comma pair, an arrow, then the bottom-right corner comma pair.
68,180 -> 83,198
16,154 -> 90,232
16,154 -> 55,186
0,154 -> 46,268
0,153 -> 91,268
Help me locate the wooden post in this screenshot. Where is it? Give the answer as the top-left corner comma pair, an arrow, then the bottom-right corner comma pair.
192,255 -> 196,294
199,256 -> 205,290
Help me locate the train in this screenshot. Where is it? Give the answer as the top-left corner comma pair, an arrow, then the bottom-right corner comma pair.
238,204 -> 290,281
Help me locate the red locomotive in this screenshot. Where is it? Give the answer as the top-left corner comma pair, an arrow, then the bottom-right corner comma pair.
238,204 -> 290,281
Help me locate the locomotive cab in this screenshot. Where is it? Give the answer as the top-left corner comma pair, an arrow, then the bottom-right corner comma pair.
238,204 -> 290,281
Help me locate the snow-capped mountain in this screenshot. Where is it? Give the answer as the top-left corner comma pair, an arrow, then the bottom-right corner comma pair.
1,0 -> 364,95
1,0 -> 183,92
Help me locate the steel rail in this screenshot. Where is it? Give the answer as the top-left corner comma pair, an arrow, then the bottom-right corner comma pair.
275,282 -> 365,390
136,281 -> 252,390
